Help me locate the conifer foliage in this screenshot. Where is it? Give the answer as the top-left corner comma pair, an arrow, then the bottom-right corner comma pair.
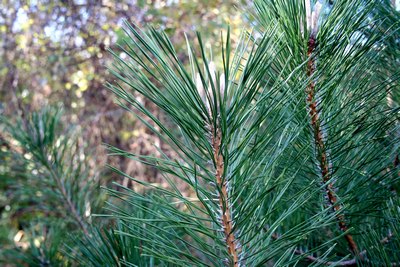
0,107 -> 100,265
1,0 -> 400,266
94,0 -> 400,265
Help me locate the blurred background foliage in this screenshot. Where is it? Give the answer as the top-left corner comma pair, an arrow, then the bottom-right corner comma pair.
0,0 -> 249,265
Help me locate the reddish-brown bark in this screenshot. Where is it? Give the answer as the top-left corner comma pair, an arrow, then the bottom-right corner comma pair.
212,126 -> 240,266
306,36 -> 358,254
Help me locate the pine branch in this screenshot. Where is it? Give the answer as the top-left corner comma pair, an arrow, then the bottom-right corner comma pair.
46,165 -> 90,236
301,232 -> 396,266
1,108 -> 92,236
295,234 -> 399,266
306,34 -> 358,254
271,228 -> 396,266
98,2 -> 400,264
211,122 -> 240,266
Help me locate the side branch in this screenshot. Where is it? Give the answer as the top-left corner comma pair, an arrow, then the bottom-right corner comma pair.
306,36 -> 358,254
212,126 -> 240,266
298,232 -> 396,266
48,167 -> 90,236
270,228 -> 395,266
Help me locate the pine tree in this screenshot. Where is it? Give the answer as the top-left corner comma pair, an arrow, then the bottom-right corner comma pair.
1,0 -> 400,266
75,0 -> 400,266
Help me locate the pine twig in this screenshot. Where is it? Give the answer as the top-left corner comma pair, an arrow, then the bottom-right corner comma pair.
212,124 -> 240,266
45,161 -> 90,237
306,35 -> 358,254
295,232 -> 398,266
270,229 -> 396,266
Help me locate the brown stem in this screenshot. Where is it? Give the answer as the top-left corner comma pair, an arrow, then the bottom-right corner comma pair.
212,125 -> 240,266
296,232 -> 397,266
306,36 -> 358,254
270,228 -> 395,266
